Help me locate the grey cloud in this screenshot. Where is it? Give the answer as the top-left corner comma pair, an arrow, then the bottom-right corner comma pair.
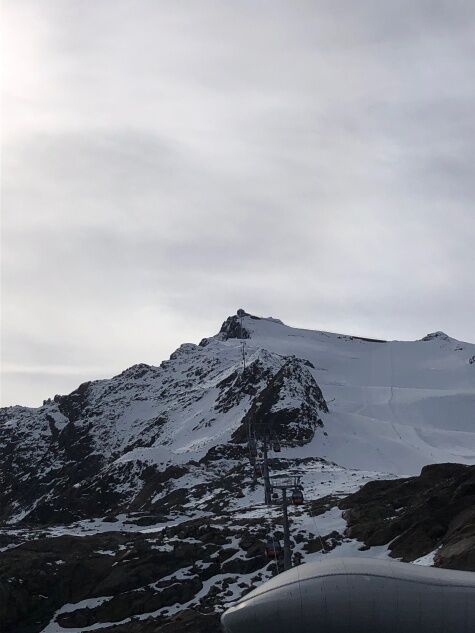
2,0 -> 474,406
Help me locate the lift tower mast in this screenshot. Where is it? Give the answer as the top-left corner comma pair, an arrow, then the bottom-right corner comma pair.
262,429 -> 272,505
270,474 -> 303,571
237,309 -> 246,371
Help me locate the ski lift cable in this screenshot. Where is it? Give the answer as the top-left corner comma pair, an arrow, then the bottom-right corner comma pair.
303,481 -> 327,554
310,511 -> 328,554
273,534 -> 280,574
265,503 -> 280,575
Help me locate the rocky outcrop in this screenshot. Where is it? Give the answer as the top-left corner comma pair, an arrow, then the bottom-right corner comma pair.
340,463 -> 475,570
215,356 -> 275,413
232,357 -> 328,446
56,577 -> 204,628
53,380 -> 92,422
421,331 -> 451,342
91,610 -> 221,633
217,311 -> 252,341
0,515 -> 271,633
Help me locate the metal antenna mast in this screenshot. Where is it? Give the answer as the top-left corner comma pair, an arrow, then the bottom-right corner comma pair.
238,309 -> 246,372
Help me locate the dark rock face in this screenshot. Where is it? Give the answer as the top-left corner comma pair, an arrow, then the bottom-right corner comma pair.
57,577 -> 204,627
216,357 -> 275,414
304,530 -> 343,554
200,310 -> 258,346
232,358 -> 328,446
340,463 -> 475,570
54,381 -> 92,422
157,610 -> 221,633
94,610 -> 221,633
218,314 -> 251,340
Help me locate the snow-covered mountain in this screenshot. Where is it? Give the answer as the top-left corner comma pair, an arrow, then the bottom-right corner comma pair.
2,311 -> 474,525
1,311 -> 474,633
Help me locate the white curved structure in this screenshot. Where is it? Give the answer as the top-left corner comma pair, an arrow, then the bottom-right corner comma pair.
221,557 -> 475,633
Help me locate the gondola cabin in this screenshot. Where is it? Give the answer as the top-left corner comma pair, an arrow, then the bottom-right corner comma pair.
264,538 -> 282,559
291,489 -> 304,505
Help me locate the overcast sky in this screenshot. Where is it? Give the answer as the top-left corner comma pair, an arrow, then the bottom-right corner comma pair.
2,1 -> 474,407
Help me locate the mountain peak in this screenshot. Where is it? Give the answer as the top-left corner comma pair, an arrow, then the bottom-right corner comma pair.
218,312 -> 253,341
421,331 -> 452,342
217,310 -> 285,342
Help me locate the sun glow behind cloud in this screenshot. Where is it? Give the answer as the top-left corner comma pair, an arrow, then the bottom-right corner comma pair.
2,3 -> 53,141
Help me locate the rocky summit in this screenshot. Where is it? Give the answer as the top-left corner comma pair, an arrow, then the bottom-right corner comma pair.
1,311 -> 475,632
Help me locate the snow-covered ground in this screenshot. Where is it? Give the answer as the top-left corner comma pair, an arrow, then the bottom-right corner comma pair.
236,318 -> 475,475
35,461 -> 394,633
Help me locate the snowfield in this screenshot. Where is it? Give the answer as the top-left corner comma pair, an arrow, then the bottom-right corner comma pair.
239,317 -> 475,474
